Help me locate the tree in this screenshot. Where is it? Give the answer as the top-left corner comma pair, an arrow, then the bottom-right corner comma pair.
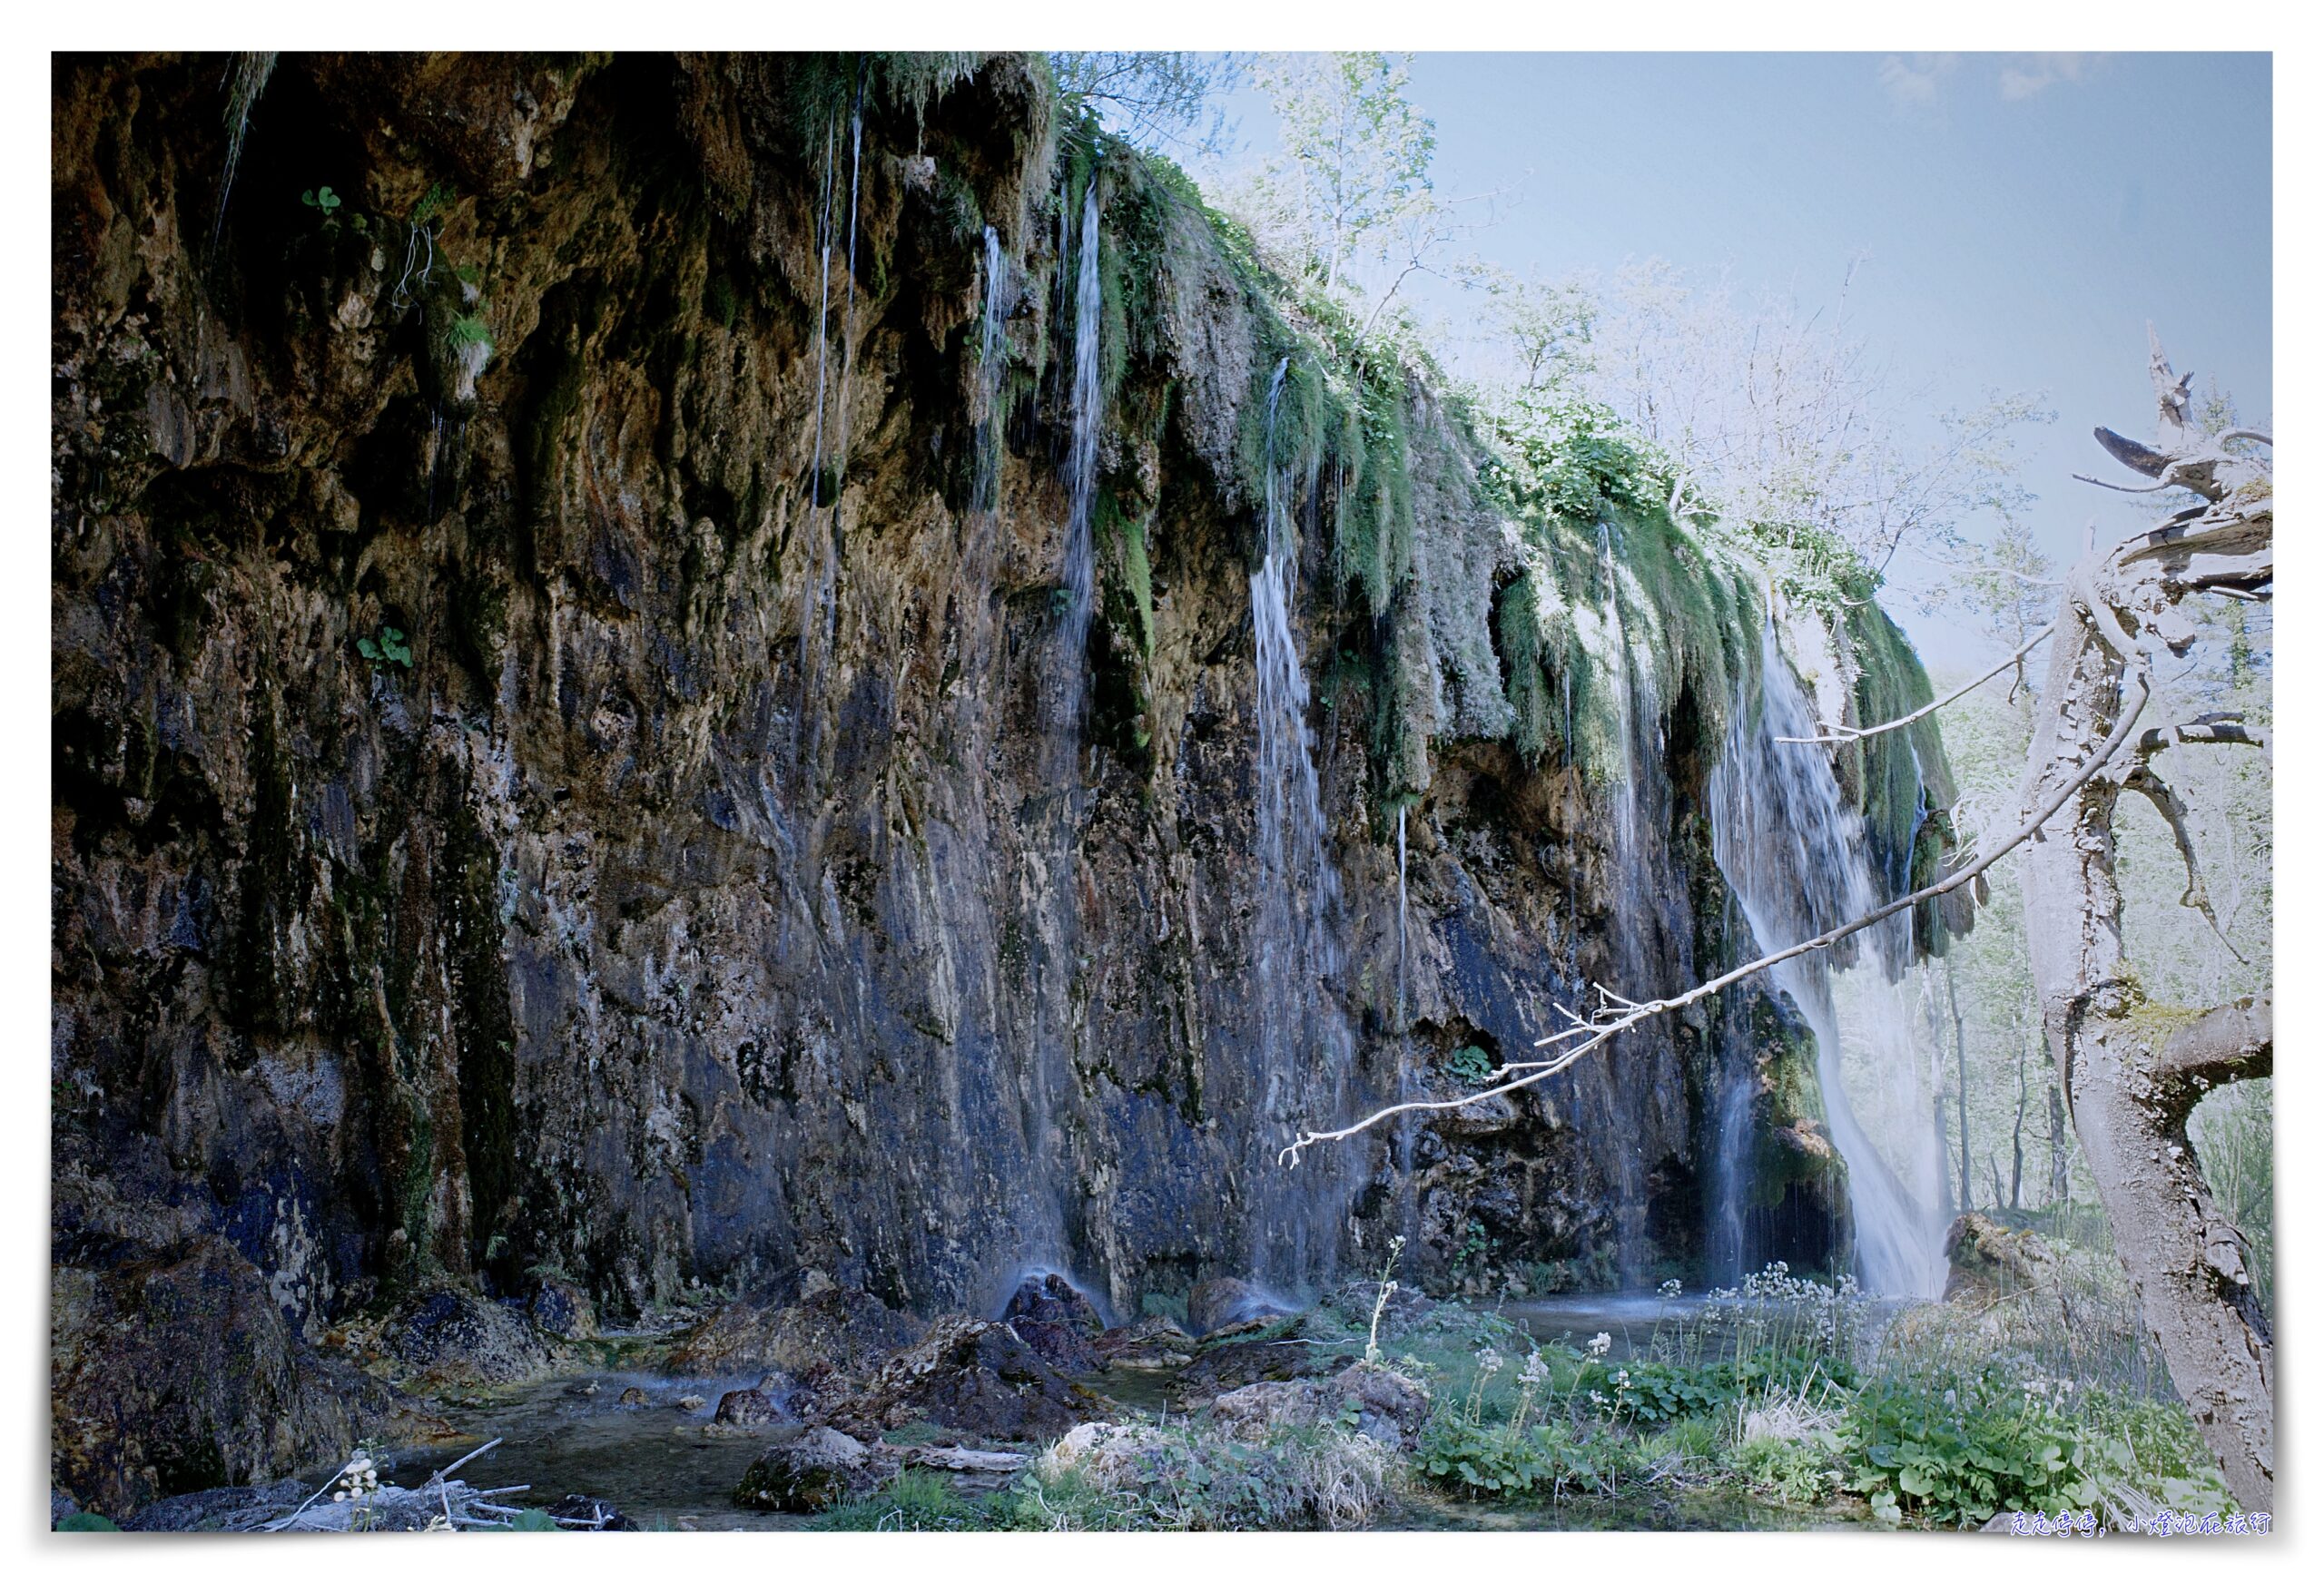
1504,257 -> 2050,581
1050,52 -> 1245,160
2016,333 -> 2273,1508
1283,333 -> 2274,1510
1228,53 -> 1498,339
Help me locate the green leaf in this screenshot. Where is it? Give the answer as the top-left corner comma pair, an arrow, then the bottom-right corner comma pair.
357,636 -> 380,661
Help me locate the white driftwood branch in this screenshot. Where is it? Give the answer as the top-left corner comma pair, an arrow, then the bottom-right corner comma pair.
1777,622 -> 2055,745
1281,660 -> 2152,1165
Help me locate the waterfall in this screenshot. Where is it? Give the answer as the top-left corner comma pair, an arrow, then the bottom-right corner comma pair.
1248,356 -> 1351,1292
1594,523 -> 1653,1288
975,225 -> 1007,516
793,119 -> 840,772
1049,182 -> 1103,742
1709,620 -> 1947,1298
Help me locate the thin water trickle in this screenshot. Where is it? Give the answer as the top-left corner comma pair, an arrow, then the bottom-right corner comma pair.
1709,620 -> 1947,1298
1394,803 -> 1409,1033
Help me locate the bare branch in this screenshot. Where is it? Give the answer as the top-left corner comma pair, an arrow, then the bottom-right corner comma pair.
1777,622 -> 2053,745
2138,713 -> 2270,758
2117,762 -> 2243,960
1282,658 -> 2153,1164
2154,994 -> 2272,1092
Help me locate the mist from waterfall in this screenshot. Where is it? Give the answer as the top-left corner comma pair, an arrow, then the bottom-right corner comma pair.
1709,620 -> 1948,1298
1248,357 -> 1352,1293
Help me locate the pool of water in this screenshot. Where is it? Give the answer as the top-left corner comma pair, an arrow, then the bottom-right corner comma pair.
380,1369 -> 814,1531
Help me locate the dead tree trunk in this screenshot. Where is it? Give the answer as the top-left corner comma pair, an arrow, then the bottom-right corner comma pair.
2019,332 -> 2273,1509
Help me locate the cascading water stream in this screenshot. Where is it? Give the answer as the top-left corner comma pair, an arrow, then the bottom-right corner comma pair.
1394,803 -> 1408,1033
1249,357 -> 1352,1293
974,225 -> 1007,516
1709,620 -> 1948,1297
1594,523 -> 1653,1287
1049,182 -> 1103,743
1015,183 -> 1107,1278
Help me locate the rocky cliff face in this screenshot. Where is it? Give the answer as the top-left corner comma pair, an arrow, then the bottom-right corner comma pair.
53,52 -> 1945,1507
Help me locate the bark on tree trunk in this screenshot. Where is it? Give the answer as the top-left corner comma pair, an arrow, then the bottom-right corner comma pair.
2017,335 -> 2274,1509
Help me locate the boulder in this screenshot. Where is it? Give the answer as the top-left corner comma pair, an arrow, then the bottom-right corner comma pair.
1945,1212 -> 2063,1301
1186,1277 -> 1294,1337
1001,1272 -> 1106,1332
713,1387 -> 784,1428
383,1287 -> 556,1384
1209,1362 -> 1432,1451
668,1284 -> 923,1377
1009,1318 -> 1103,1375
732,1426 -> 892,1512
1000,1273 -> 1109,1372
526,1276 -> 598,1340
50,1238 -> 407,1520
817,1314 -> 1103,1442
1038,1421 -> 1171,1480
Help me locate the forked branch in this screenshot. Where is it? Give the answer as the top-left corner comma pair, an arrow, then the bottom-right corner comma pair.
1281,660 -> 2153,1165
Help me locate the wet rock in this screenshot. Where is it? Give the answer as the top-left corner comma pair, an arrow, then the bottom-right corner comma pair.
713,1387 -> 784,1427
817,1315 -> 1103,1443
1174,1336 -> 1354,1405
668,1285 -> 923,1377
675,1393 -> 707,1412
383,1286 -> 556,1384
546,1492 -> 636,1530
1187,1277 -> 1294,1337
1002,1272 -> 1106,1332
1094,1315 -> 1196,1371
616,1386 -> 647,1408
732,1426 -> 892,1513
50,1237 -> 403,1519
1002,1273 -> 1108,1372
1209,1362 -> 1433,1451
526,1276 -> 598,1341
1009,1318 -> 1104,1375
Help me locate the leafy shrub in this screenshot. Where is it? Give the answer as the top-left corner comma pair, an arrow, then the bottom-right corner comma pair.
357,625 -> 413,668
1735,1433 -> 1839,1507
1837,1372 -> 2094,1528
1414,1412 -> 1550,1499
1441,1044 -> 1495,1086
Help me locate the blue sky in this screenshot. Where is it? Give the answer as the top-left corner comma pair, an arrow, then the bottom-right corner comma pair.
1196,52 -> 2272,672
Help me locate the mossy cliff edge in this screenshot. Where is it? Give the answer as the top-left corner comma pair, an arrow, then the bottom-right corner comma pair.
51,53 -> 1959,1506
